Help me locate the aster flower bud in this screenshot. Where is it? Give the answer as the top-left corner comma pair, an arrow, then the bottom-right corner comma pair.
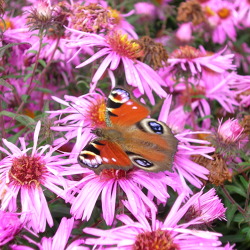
0,211 -> 23,246
217,119 -> 244,144
26,0 -> 53,31
213,119 -> 248,156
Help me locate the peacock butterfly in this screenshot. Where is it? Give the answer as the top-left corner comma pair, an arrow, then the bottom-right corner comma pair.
78,88 -> 178,174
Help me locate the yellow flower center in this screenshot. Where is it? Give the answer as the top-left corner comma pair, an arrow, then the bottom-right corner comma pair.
108,7 -> 121,24
217,8 -> 230,19
0,18 -> 13,30
204,6 -> 215,17
86,96 -> 107,127
107,32 -> 143,59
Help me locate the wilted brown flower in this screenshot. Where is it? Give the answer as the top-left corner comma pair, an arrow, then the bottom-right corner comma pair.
135,36 -> 168,70
177,0 -> 205,25
193,154 -> 233,186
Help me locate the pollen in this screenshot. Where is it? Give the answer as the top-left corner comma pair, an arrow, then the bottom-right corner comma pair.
171,45 -> 205,59
204,6 -> 215,17
107,32 -> 143,59
0,18 -> 13,30
9,155 -> 47,187
108,7 -> 121,25
217,8 -> 231,19
85,97 -> 106,127
133,229 -> 180,250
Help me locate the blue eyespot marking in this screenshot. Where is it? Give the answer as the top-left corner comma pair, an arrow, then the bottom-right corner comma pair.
134,158 -> 153,168
148,121 -> 164,134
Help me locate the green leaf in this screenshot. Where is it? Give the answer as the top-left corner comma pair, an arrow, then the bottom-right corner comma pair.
41,42 -> 49,48
21,94 -> 30,102
0,111 -> 35,126
191,94 -> 207,99
3,74 -> 24,79
0,42 -> 31,57
24,73 -> 33,81
15,115 -> 35,126
226,204 -> 238,226
197,115 -> 213,122
35,87 -> 52,93
6,128 -> 27,144
26,50 -> 38,54
38,59 -> 47,68
0,78 -> 14,90
239,175 -> 249,189
225,185 -> 246,198
0,110 -> 17,118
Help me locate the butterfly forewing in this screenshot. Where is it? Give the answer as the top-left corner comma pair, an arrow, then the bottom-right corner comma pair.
78,139 -> 132,174
106,88 -> 150,126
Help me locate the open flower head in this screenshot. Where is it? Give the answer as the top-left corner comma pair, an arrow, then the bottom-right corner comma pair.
83,191 -> 224,249
66,29 -> 167,104
0,121 -> 74,233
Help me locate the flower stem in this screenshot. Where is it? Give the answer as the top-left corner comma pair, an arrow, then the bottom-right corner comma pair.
221,185 -> 246,217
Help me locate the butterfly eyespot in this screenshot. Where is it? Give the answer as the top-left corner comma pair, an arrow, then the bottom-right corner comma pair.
78,151 -> 102,169
148,121 -> 164,134
110,88 -> 130,103
133,158 -> 153,168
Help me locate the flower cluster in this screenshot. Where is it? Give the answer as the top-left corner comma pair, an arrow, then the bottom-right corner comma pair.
0,0 -> 249,249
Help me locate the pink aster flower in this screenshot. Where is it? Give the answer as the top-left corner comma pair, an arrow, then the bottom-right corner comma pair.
184,188 -> 226,225
37,217 -> 87,250
159,95 -> 214,194
235,0 -> 250,28
162,72 -> 240,129
66,29 -> 167,104
166,45 -> 235,77
63,164 -> 180,226
228,74 -> 250,108
134,2 -> 158,21
48,91 -> 106,145
175,22 -> 193,43
83,191 -> 224,249
202,0 -> 238,44
0,211 -> 23,246
0,121 -> 75,233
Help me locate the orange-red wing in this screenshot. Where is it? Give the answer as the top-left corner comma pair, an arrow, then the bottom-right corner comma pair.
78,139 -> 132,174
106,88 -> 150,126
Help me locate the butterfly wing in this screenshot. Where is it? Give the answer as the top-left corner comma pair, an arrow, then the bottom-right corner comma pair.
78,139 -> 133,174
125,118 -> 178,172
106,88 -> 150,126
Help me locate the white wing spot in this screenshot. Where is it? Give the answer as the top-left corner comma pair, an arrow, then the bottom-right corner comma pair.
111,158 -> 117,162
132,106 -> 138,109
103,157 -> 109,163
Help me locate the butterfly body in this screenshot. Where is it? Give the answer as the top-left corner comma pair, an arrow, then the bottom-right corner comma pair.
78,88 -> 178,174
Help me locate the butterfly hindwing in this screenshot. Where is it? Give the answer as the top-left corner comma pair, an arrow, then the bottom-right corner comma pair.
106,88 -> 150,126
126,118 -> 178,172
78,139 -> 132,174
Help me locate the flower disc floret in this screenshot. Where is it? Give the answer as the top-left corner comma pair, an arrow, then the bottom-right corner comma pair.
10,155 -> 47,186
107,32 -> 142,59
133,229 -> 180,250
